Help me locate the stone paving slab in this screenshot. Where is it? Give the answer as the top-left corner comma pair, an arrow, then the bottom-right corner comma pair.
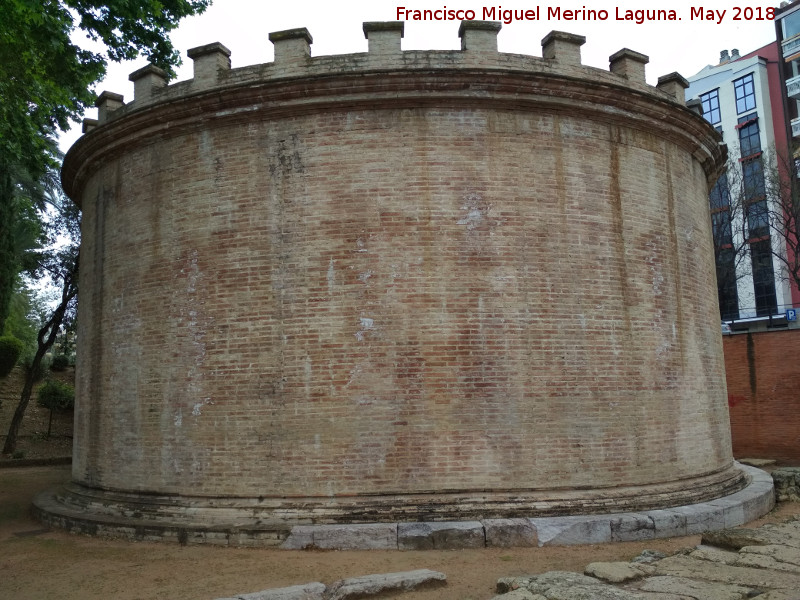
740,543 -> 800,569
493,501 -> 800,600
325,569 -> 446,600
584,562 -> 654,583
214,570 -> 446,600
636,575 -> 752,600
703,520 -> 800,551
652,553 -> 800,589
215,582 -> 326,600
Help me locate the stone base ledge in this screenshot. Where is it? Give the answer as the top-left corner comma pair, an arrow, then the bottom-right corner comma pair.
33,464 -> 773,550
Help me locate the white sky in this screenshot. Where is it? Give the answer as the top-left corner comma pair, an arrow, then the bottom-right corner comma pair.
59,0 -> 780,152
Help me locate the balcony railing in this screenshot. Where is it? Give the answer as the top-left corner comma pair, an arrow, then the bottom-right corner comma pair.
792,118 -> 800,138
783,34 -> 800,59
788,74 -> 800,100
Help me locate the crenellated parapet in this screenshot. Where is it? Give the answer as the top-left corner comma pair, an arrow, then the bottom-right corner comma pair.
85,20 -> 693,110
66,20 -> 724,202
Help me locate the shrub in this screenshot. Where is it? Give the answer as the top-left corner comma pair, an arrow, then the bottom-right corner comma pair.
0,336 -> 24,378
37,380 -> 75,411
50,354 -> 70,371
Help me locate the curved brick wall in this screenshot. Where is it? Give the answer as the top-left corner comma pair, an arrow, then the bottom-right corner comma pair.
47,22 -> 743,537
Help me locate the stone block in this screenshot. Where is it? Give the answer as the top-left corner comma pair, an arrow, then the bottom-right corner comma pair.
669,503 -> 725,535
325,569 -> 446,600
280,524 -> 396,550
708,496 -> 747,529
129,64 -> 168,104
269,28 -> 312,64
773,467 -> 800,502
739,458 -> 777,468
363,21 -> 403,55
397,521 -> 484,550
541,31 -> 585,65
645,509 -> 688,538
281,526 -> 315,550
95,91 -> 124,124
187,42 -> 231,88
484,518 -> 538,547
458,20 -> 501,53
214,582 -> 326,600
609,48 -> 649,82
531,515 -> 612,546
656,72 -> 688,103
609,513 -> 655,542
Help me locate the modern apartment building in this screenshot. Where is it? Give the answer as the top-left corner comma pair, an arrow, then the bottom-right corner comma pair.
686,42 -> 798,327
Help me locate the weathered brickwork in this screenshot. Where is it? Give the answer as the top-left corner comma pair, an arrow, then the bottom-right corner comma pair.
47,21 -> 743,537
725,329 -> 800,461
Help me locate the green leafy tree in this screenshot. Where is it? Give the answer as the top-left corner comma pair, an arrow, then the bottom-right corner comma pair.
0,0 -> 210,330
2,166 -> 79,454
37,379 -> 75,438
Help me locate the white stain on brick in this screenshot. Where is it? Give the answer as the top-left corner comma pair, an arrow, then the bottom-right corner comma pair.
358,270 -> 373,283
191,398 -> 213,417
327,257 -> 336,292
355,317 -> 375,341
457,192 -> 491,230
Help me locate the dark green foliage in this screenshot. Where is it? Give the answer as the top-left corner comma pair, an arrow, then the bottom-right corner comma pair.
50,355 -> 70,371
0,335 -> 24,378
37,380 -> 75,412
0,0 -> 211,177
0,0 -> 210,333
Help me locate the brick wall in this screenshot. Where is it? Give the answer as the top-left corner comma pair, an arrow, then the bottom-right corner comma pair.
725,329 -> 800,461
63,26 -> 737,519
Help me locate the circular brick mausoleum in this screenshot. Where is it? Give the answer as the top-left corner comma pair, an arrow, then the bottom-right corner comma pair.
37,21 -> 773,547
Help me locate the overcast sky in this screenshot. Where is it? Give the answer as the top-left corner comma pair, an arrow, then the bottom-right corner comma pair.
59,0 -> 780,151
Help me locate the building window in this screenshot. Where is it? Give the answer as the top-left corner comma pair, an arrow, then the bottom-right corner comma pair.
734,74 -> 756,114
737,116 -> 761,158
742,158 -> 766,201
712,211 -> 733,246
750,239 -> 778,316
709,173 -> 738,320
700,89 -> 721,125
716,248 -> 740,321
746,199 -> 770,239
709,173 -> 731,210
781,11 -> 800,39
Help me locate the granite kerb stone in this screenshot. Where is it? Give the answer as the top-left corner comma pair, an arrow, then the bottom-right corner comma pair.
398,521 -> 485,550
275,467 -> 773,550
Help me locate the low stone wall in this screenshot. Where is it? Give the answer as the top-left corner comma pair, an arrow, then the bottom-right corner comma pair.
773,467 -> 800,502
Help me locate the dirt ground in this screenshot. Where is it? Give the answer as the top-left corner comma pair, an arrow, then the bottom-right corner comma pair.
0,465 -> 798,600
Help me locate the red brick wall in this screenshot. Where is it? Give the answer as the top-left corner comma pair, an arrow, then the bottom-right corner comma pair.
725,329 -> 800,461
